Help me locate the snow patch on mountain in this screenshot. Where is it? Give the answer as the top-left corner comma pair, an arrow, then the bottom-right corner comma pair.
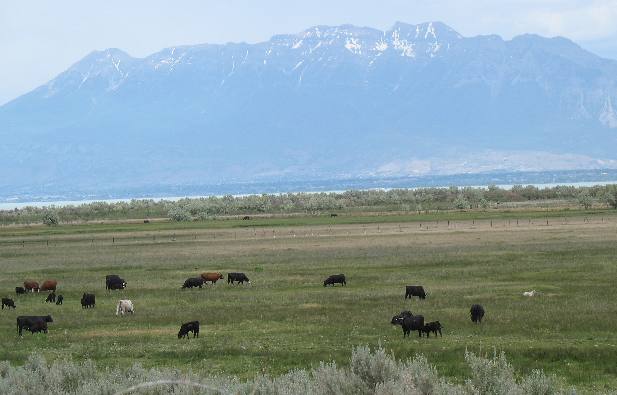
600,96 -> 617,128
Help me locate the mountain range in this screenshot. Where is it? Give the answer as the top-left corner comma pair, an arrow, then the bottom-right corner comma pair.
2,21 -> 617,195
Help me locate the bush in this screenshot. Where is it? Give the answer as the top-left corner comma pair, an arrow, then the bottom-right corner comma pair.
42,210 -> 60,226
0,347 -> 569,395
603,185 -> 617,209
167,206 -> 192,222
453,195 -> 471,210
577,191 -> 593,209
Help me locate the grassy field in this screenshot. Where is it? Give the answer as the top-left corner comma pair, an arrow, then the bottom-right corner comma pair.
1,211 -> 616,392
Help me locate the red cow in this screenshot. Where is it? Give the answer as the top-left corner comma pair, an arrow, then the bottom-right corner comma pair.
200,272 -> 224,284
40,280 -> 58,291
24,281 -> 39,292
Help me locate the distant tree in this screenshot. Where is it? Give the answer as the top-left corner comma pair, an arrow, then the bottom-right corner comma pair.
479,198 -> 490,209
577,191 -> 593,209
42,210 -> 60,226
168,206 -> 192,222
603,185 -> 617,209
453,195 -> 471,210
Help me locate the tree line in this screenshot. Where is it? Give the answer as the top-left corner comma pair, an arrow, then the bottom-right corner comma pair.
1,184 -> 616,225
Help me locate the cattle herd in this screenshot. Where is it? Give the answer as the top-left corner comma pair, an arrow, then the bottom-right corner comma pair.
3,271 -> 487,340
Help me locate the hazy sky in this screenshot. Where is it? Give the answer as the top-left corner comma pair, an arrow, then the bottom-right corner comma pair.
2,0 -> 617,105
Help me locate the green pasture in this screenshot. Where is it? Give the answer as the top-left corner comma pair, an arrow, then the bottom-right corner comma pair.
0,213 -> 616,392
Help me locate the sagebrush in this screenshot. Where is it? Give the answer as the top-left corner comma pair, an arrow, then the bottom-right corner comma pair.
0,346 -> 573,395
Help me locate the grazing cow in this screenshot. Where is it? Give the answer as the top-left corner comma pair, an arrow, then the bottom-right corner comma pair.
228,272 -> 250,285
470,304 -> 485,323
178,321 -> 200,339
106,275 -> 127,290
116,300 -> 134,316
56,295 -> 64,305
323,274 -> 346,287
16,315 -> 53,336
15,287 -> 26,295
401,316 -> 425,337
2,298 -> 16,309
405,285 -> 426,300
40,280 -> 58,291
421,321 -> 443,338
24,281 -> 39,292
182,277 -> 205,289
143,219 -> 150,223
28,321 -> 48,334
330,213 -> 338,217
81,293 -> 95,308
45,292 -> 56,303
523,290 -> 537,297
390,311 -> 414,325
242,216 -> 251,220
201,272 -> 224,284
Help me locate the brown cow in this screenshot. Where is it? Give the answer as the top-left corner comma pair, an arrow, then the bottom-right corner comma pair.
201,272 -> 224,284
24,281 -> 39,292
40,280 -> 58,292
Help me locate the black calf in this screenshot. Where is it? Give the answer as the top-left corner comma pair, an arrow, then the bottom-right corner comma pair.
178,321 -> 200,339
45,292 -> 56,303
2,298 -> 15,309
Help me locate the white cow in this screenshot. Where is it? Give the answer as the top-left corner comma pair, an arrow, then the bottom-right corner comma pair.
523,290 -> 537,297
116,299 -> 134,315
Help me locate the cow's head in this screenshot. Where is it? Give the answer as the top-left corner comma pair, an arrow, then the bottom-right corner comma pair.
122,281 -> 127,288
45,315 -> 53,322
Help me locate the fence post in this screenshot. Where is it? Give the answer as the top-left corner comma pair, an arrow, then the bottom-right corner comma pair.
112,237 -> 115,244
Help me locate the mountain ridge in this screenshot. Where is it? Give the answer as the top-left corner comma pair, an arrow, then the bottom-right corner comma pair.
1,21 -> 617,193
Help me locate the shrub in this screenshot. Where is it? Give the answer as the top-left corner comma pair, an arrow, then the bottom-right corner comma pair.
0,347 -> 570,395
167,206 -> 192,222
42,210 -> 60,226
453,195 -> 471,210
603,185 -> 617,209
577,191 -> 593,209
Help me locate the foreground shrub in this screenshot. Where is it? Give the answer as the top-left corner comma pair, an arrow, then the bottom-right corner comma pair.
0,347 -> 571,394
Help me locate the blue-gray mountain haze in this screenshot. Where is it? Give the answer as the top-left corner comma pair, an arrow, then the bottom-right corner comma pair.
2,21 -> 617,196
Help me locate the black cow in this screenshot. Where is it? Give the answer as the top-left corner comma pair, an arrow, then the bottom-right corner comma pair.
182,277 -> 205,289
228,273 -> 250,285
405,285 -> 426,300
323,274 -> 346,287
470,304 -> 485,323
27,321 -> 48,334
2,298 -> 15,309
106,275 -> 127,290
15,287 -> 26,295
390,310 -> 414,325
56,295 -> 64,305
330,213 -> 338,217
402,316 -> 425,337
81,293 -> 95,308
17,315 -> 53,336
242,216 -> 251,220
178,321 -> 200,339
421,321 -> 443,338
45,292 -> 56,303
